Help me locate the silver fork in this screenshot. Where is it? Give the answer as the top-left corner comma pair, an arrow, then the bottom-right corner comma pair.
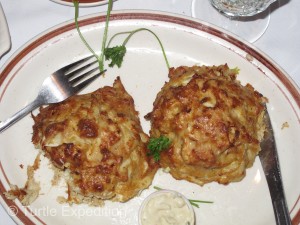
0,56 -> 106,133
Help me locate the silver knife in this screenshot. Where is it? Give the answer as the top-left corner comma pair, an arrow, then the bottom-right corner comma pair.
259,107 -> 292,225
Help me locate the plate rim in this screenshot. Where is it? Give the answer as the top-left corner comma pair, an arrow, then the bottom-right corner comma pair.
0,10 -> 299,225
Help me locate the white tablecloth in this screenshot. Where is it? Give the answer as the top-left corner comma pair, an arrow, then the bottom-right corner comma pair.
0,0 -> 299,224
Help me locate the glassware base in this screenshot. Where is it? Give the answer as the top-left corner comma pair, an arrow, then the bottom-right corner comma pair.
191,0 -> 271,43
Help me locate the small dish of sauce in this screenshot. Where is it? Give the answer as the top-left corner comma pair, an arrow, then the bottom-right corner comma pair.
139,190 -> 195,225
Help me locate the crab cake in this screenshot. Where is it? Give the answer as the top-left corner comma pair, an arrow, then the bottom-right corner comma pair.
147,65 -> 266,185
32,77 -> 157,205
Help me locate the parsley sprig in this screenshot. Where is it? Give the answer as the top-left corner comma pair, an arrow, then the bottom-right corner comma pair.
105,28 -> 170,69
104,45 -> 126,68
73,0 -> 113,72
147,136 -> 171,162
73,0 -> 170,72
153,186 -> 214,208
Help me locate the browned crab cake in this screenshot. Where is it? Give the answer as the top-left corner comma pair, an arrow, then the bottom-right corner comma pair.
146,65 -> 266,185
32,77 -> 157,205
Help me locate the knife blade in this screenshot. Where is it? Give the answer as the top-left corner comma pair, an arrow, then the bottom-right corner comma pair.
259,107 -> 292,225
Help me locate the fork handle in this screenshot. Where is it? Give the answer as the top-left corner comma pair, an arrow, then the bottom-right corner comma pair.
0,99 -> 41,133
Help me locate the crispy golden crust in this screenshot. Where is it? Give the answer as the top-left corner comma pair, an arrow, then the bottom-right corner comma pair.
147,65 -> 266,185
32,77 -> 157,204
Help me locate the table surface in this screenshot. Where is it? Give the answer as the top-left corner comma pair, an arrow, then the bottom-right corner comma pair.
0,0 -> 299,224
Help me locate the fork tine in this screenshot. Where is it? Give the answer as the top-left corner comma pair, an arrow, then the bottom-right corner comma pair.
69,67 -> 99,86
63,55 -> 95,74
66,59 -> 98,80
73,69 -> 107,92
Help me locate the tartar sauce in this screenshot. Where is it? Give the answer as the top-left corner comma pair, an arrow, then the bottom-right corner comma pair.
139,190 -> 195,225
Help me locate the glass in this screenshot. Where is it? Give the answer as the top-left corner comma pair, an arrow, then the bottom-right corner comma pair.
191,0 -> 277,43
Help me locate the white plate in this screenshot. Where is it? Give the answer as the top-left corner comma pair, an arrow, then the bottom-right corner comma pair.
0,10 -> 299,225
50,0 -> 109,7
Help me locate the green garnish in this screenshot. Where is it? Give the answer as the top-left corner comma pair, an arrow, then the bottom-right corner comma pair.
73,0 -> 113,72
188,199 -> 214,208
105,28 -> 170,69
153,186 -> 163,190
232,67 -> 240,74
104,45 -> 126,68
73,0 -> 170,72
153,186 -> 214,208
147,136 -> 171,162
